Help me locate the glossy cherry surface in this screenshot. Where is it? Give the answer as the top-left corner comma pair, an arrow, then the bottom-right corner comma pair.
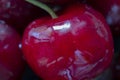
22,4 -> 114,80
0,20 -> 25,80
86,0 -> 120,36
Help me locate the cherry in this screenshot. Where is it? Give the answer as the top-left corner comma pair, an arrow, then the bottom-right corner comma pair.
0,20 -> 25,80
86,0 -> 120,36
22,1 -> 114,80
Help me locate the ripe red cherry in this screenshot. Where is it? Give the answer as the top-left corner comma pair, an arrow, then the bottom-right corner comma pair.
0,20 -> 25,80
86,0 -> 120,36
22,3 -> 114,80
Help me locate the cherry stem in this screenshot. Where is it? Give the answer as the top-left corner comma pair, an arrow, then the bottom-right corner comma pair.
26,0 -> 58,19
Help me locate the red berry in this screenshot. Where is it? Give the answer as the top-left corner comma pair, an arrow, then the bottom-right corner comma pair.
22,4 -> 114,80
0,20 -> 25,80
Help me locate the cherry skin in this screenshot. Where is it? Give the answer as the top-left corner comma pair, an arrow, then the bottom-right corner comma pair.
86,0 -> 120,36
22,4 -> 114,80
0,20 -> 25,80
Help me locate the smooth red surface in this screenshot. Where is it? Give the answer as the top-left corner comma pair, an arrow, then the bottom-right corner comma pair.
22,4 -> 114,80
87,0 -> 120,36
0,20 -> 25,80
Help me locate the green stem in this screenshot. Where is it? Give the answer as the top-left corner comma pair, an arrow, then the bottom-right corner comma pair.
26,0 -> 58,19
